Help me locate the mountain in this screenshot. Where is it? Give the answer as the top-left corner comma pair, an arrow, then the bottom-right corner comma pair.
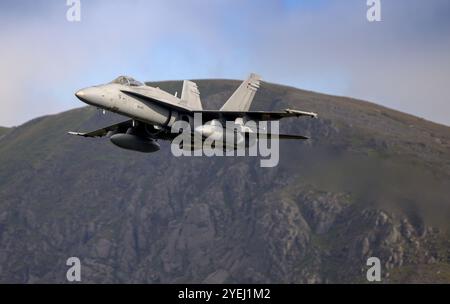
0,80 -> 449,283
0,126 -> 9,137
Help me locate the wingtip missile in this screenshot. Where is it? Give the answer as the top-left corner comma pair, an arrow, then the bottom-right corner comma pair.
68,131 -> 87,137
285,109 -> 318,119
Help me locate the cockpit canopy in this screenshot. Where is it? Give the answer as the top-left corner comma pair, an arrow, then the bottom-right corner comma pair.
110,76 -> 144,87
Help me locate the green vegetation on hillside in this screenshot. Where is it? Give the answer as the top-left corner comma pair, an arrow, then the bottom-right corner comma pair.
0,126 -> 9,137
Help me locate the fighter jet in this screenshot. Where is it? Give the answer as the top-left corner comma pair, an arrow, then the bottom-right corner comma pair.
69,73 -> 318,153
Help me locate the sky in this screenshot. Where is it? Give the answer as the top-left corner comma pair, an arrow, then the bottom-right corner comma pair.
0,0 -> 449,127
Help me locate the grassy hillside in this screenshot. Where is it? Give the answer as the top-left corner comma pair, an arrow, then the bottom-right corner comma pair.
0,80 -> 449,283
0,126 -> 9,137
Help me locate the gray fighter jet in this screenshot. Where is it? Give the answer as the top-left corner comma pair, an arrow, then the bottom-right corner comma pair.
69,73 -> 318,153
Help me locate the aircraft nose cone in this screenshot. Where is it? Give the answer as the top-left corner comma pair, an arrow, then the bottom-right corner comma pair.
74,87 -> 100,106
75,90 -> 85,99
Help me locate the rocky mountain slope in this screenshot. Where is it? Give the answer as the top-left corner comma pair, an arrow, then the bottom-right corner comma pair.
0,80 -> 449,283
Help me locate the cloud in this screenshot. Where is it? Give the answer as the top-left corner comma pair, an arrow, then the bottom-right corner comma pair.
0,0 -> 449,126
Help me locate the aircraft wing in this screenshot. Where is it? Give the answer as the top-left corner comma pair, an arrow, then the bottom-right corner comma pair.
194,108 -> 318,121
68,120 -> 134,138
68,120 -> 180,141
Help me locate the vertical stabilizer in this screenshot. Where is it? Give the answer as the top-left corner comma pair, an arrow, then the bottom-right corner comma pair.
180,80 -> 203,110
220,73 -> 261,111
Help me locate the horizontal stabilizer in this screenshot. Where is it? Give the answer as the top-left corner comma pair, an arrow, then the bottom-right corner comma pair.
257,133 -> 309,140
193,109 -> 318,121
